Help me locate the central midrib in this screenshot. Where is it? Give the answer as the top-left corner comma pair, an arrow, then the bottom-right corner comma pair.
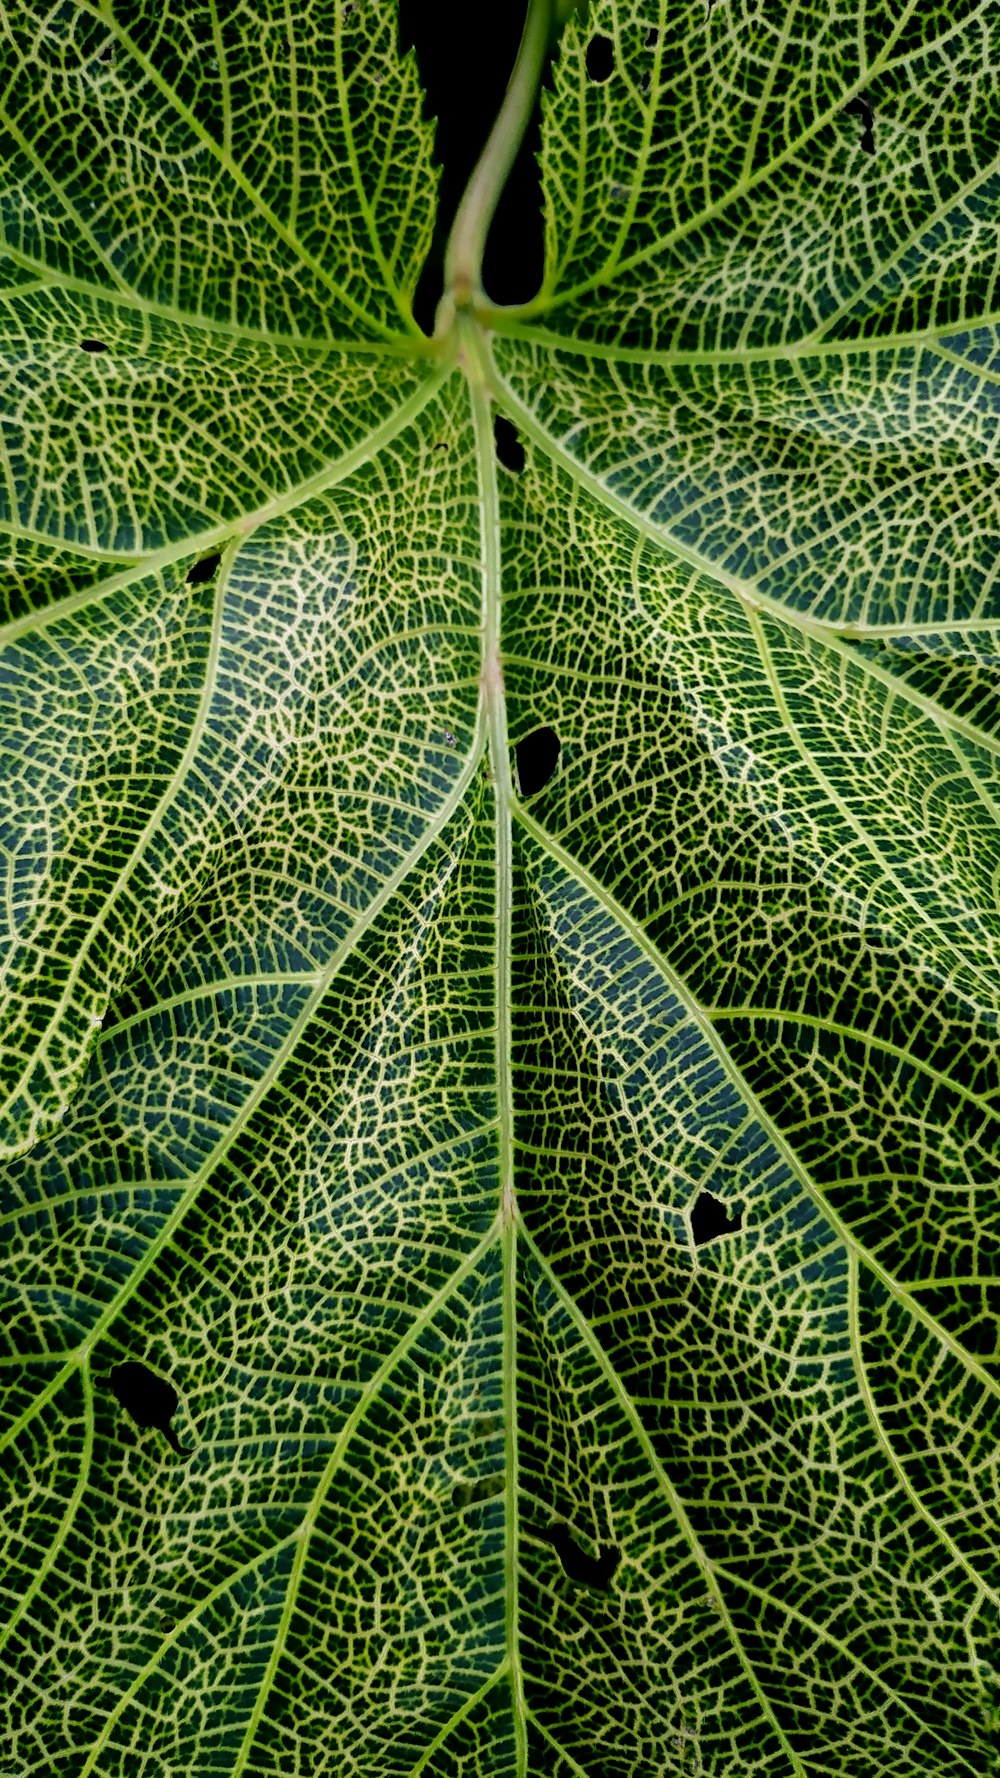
461,313 -> 529,1778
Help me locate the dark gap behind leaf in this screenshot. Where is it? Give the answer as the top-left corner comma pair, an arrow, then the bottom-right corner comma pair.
108,1361 -> 192,1457
843,93 -> 875,154
494,415 -> 525,472
690,1190 -> 742,1246
398,1 -> 554,328
185,551 -> 221,584
515,726 -> 560,797
586,34 -> 614,81
527,1521 -> 620,1588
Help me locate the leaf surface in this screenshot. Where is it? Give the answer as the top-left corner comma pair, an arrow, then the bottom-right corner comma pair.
2,3 -> 999,1775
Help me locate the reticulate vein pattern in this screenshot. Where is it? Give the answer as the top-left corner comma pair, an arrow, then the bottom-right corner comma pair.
2,2 -> 999,1775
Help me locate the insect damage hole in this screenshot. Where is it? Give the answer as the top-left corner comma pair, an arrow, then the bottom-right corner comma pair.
843,93 -> 874,154
586,34 -> 614,81
528,1522 -> 621,1589
80,339 -> 109,352
185,551 -> 221,584
515,726 -> 560,797
493,415 -> 525,473
690,1190 -> 742,1247
108,1361 -> 192,1457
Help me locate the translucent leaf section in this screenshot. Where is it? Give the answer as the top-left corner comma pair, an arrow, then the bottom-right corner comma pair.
490,334 -> 1000,630
533,0 -> 1000,351
0,378 -> 478,1155
0,0 -> 435,341
499,437 -> 1000,1771
0,293 -> 434,552
3,0 -> 1000,1772
2,805 -> 507,1776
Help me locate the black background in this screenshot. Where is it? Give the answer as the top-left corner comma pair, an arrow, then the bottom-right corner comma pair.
397,1 -> 547,330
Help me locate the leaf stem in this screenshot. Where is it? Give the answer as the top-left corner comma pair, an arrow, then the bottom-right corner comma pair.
443,0 -> 553,310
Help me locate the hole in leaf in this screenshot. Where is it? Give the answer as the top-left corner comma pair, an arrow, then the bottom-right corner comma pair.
528,1522 -> 620,1589
515,726 -> 560,797
185,551 -> 221,584
843,94 -> 875,154
493,415 -> 525,473
586,34 -> 614,81
108,1361 -> 192,1458
691,1190 -> 742,1246
645,26 -> 659,46
80,339 -> 108,352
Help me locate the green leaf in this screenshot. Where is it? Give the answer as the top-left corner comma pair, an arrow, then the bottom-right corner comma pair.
2,2 -> 998,1774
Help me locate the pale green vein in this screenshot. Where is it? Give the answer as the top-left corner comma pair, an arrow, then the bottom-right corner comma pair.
487,359 -> 867,638
706,1006 -> 997,1117
517,1218 -> 807,1778
513,799 -> 1000,1407
0,515 -> 137,562
84,0 -> 410,342
524,1712 -> 591,1778
481,313 -> 1000,369
0,110 -> 133,297
227,1217 -> 502,1778
748,606 -> 1000,1011
938,720 -> 1000,835
465,313 -> 528,1778
0,363 -> 452,648
333,3 -> 418,335
0,539 -> 233,1144
0,243 -> 436,355
492,362 -> 1000,768
289,1119 -> 502,1225
813,633 -> 1000,764
738,8 -> 794,188
812,151 -> 1000,349
596,4 -> 661,292
74,1538 -> 299,1774
502,0 -> 923,317
906,1276 -> 998,1293
403,1665 -> 509,1778
281,0 -> 300,233
931,339 -> 1000,392
91,972 -> 323,1051
709,1564 -> 983,1773
0,721 -> 487,1460
0,1357 -> 94,1659
846,1250 -> 998,1609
